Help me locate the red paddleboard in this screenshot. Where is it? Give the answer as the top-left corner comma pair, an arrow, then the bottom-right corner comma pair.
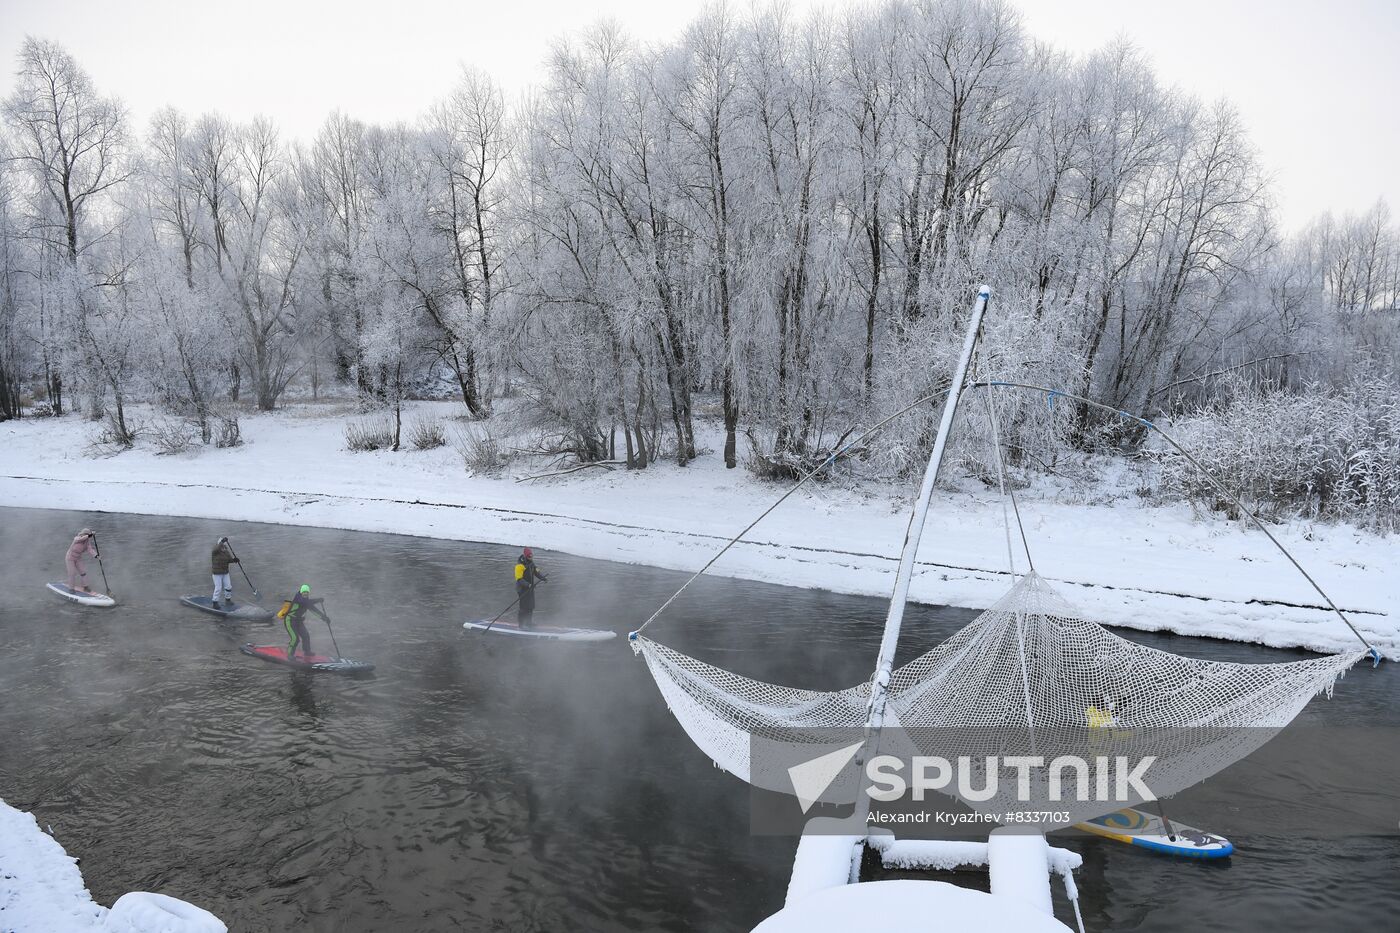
239,643 -> 374,673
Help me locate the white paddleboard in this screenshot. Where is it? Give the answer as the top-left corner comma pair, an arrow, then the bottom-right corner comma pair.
1076,807 -> 1233,858
463,619 -> 616,641
46,582 -> 116,607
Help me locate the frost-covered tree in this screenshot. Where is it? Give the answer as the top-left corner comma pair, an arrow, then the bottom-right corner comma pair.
0,151 -> 29,419
188,117 -> 303,409
3,37 -> 131,414
305,111 -> 373,392
425,68 -> 513,415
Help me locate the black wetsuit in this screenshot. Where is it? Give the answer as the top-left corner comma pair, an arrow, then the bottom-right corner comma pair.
515,556 -> 547,629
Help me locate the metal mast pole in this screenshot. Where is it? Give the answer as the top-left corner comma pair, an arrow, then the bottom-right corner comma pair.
846,285 -> 991,878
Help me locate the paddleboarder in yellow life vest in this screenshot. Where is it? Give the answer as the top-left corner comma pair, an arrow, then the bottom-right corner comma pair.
514,548 -> 548,629
279,584 -> 328,660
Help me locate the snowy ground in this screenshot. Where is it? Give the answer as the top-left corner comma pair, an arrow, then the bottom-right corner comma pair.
0,399 -> 1395,658
0,800 -> 105,931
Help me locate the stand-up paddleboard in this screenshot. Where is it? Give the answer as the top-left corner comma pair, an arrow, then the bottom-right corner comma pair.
180,595 -> 274,621
239,643 -> 374,674
1076,807 -> 1233,858
463,620 -> 616,641
46,583 -> 116,607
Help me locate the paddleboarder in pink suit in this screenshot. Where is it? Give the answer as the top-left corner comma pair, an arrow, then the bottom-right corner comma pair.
65,529 -> 98,592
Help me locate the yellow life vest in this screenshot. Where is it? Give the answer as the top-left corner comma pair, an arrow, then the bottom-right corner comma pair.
277,600 -> 292,619
1087,705 -> 1129,742
514,562 -> 526,582
1086,706 -> 1115,729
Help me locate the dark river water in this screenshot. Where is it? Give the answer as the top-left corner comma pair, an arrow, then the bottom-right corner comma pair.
0,507 -> 1395,932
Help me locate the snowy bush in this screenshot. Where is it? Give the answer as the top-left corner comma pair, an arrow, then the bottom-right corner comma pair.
743,426 -> 849,483
85,410 -> 137,455
344,416 -> 397,452
1162,376 -> 1400,530
453,424 -> 509,474
407,415 -> 446,450
149,416 -> 199,455
214,414 -> 242,449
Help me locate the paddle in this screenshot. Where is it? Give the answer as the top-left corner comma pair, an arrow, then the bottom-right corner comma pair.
479,595 -> 522,634
90,533 -> 113,599
319,604 -> 343,659
1151,798 -> 1178,842
226,541 -> 260,598
481,575 -> 549,633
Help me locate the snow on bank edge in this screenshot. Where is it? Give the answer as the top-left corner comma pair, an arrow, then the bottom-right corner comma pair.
0,799 -> 105,931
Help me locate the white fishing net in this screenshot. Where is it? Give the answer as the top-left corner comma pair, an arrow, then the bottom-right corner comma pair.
634,572 -> 1365,822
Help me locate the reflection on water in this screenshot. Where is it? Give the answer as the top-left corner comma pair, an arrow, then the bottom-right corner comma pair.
0,507 -> 1395,931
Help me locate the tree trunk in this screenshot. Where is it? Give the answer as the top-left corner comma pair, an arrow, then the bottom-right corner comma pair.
864,212 -> 882,400
114,392 -> 128,441
0,359 -> 16,420
713,132 -> 738,469
392,369 -> 403,452
462,346 -> 484,417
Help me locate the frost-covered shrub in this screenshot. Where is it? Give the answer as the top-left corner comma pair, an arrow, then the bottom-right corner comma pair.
453,425 -> 509,474
86,411 -> 137,455
345,415 -> 397,451
149,416 -> 199,455
214,414 -> 242,449
743,426 -> 849,483
407,415 -> 446,450
1163,376 -> 1400,530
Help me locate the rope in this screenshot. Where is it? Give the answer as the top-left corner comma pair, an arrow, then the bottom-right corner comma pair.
976,352 -> 1018,577
628,388 -> 952,640
1070,887 -> 1087,933
974,355 -> 1041,749
981,380 -> 1380,662
981,372 -> 1035,574
976,366 -> 1041,756
1056,863 -> 1087,933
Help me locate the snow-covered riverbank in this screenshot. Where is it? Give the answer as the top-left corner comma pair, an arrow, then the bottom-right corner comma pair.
1,401 -> 1395,657
0,799 -> 227,932
0,800 -> 106,930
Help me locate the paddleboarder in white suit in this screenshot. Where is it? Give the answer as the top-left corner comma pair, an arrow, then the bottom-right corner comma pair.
211,537 -> 240,609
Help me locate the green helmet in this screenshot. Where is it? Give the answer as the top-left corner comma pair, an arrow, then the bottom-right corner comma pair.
299,584 -> 311,595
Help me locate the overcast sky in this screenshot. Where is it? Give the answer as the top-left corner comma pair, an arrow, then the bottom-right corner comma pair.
1,0 -> 1395,231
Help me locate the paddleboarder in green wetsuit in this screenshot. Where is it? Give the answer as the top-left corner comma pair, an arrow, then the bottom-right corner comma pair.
514,548 -> 547,629
279,585 -> 328,660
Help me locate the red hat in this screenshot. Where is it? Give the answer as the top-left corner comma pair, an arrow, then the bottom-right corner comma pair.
522,547 -> 533,558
